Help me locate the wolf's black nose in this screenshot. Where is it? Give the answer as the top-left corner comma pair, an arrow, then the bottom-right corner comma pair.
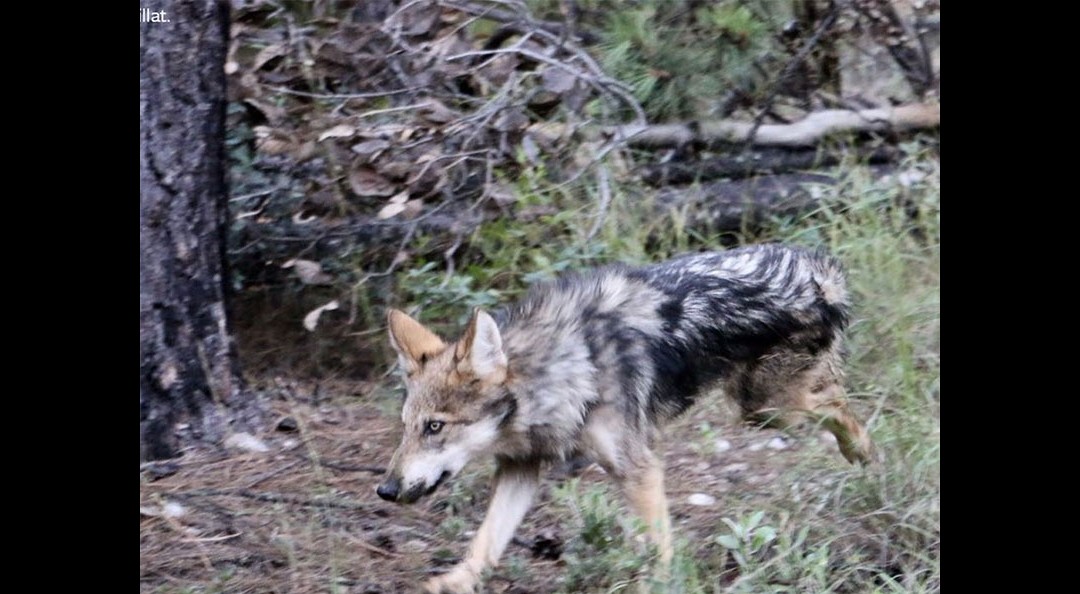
376,478 -> 400,501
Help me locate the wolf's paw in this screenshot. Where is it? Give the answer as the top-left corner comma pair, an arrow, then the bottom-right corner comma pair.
840,431 -> 877,467
423,565 -> 479,594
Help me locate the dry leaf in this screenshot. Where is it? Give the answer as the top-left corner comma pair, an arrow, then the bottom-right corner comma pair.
254,126 -> 297,156
494,109 -> 529,132
303,300 -> 340,332
402,199 -> 425,219
399,4 -> 441,36
541,67 -> 576,94
521,134 -> 541,164
421,100 -> 459,124
318,124 -> 357,142
252,42 -> 287,71
485,182 -> 517,206
351,138 -> 391,157
348,164 -> 397,197
244,98 -> 285,125
282,259 -> 333,285
377,202 -> 407,220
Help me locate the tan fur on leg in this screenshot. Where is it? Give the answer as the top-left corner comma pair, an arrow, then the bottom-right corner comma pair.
620,451 -> 674,571
424,461 -> 540,594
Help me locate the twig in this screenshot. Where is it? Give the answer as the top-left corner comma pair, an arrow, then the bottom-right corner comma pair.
586,163 -> 612,240
440,234 -> 465,289
149,493 -> 214,571
173,488 -> 370,511
354,102 -> 435,119
262,85 -> 422,100
289,451 -> 387,474
744,5 -> 840,150
182,533 -> 242,544
241,458 -> 303,489
343,533 -> 401,558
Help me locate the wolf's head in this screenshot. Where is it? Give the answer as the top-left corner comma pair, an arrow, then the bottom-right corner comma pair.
376,308 -> 517,504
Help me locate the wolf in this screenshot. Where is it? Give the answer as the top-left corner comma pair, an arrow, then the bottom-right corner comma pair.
376,243 -> 873,593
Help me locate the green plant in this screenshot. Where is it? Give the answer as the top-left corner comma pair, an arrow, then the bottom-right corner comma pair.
716,510 -> 778,569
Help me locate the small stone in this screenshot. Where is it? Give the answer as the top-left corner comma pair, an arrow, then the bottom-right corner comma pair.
276,416 -> 299,432
142,460 -> 180,481
767,436 -> 790,450
400,539 -> 429,553
687,493 -> 717,506
721,462 -> 749,475
714,439 -> 732,453
224,432 -> 270,453
162,500 -> 186,519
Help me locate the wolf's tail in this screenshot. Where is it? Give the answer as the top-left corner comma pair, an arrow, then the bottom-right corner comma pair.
811,253 -> 849,307
808,250 -> 851,330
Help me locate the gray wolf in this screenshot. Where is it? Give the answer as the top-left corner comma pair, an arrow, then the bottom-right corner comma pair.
376,243 -> 873,593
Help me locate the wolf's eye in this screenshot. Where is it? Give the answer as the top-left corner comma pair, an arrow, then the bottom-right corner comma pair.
424,420 -> 444,435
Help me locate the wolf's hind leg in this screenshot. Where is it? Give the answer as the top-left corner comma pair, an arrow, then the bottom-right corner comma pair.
424,460 -> 540,594
801,385 -> 874,465
747,384 -> 873,466
741,352 -> 874,465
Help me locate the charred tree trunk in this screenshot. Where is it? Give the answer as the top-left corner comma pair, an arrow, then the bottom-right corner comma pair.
140,0 -> 260,461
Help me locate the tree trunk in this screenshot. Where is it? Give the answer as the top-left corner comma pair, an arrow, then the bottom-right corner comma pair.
140,0 -> 260,461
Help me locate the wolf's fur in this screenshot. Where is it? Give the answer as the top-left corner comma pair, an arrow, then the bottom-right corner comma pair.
378,244 -> 873,593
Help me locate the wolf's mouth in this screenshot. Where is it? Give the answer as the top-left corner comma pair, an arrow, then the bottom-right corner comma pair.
401,470 -> 452,504
426,470 -> 451,495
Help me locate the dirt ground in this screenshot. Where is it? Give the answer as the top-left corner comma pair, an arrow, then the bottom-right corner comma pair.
140,378 -> 861,594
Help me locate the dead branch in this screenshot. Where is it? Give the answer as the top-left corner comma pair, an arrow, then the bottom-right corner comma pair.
620,103 -> 939,149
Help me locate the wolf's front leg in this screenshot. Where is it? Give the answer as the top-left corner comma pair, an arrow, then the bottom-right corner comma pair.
620,449 -> 674,570
425,460 -> 541,594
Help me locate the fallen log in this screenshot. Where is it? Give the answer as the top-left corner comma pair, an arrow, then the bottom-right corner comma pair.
639,146 -> 898,186
654,172 -> 837,233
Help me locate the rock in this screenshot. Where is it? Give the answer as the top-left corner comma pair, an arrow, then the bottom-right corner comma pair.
142,460 -> 180,481
530,530 -> 563,560
767,436 -> 790,450
276,416 -> 299,432
224,432 -> 270,453
162,500 -> 187,519
687,493 -> 717,506
714,439 -> 732,453
721,462 -> 749,475
400,539 -> 429,553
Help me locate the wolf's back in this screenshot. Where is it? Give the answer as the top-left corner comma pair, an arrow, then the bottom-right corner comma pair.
626,244 -> 850,419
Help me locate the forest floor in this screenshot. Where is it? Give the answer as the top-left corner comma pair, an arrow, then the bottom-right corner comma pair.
140,376 -> 897,594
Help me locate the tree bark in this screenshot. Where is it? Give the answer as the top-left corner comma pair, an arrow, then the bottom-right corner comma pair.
140,0 -> 259,461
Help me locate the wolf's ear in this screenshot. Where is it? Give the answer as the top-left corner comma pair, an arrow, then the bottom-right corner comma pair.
387,309 -> 446,375
455,309 -> 507,384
